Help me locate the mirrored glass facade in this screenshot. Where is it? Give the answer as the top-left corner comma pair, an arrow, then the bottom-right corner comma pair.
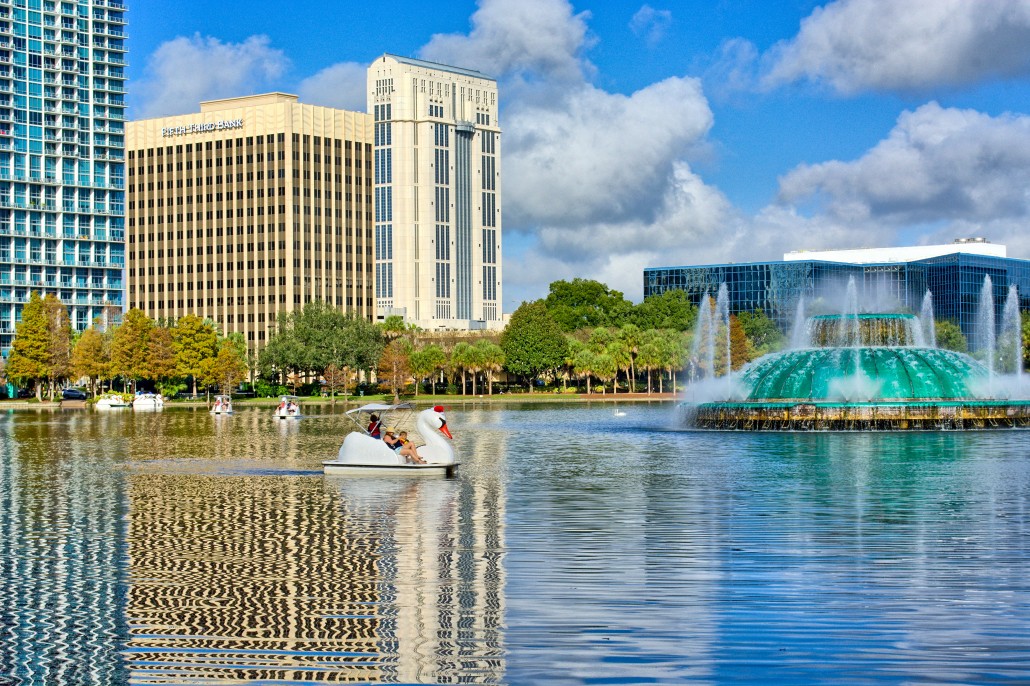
644,253 -> 1030,340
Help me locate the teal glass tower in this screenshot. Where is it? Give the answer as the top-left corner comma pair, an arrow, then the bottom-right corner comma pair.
0,0 -> 126,355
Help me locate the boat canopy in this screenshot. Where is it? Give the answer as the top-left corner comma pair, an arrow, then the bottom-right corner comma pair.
345,402 -> 415,415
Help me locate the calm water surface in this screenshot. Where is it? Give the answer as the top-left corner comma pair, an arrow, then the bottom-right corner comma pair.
0,402 -> 1028,684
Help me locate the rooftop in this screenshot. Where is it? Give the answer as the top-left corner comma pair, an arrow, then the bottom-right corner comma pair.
380,53 -> 496,82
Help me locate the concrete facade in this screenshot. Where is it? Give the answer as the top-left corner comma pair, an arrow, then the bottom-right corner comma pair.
126,93 -> 375,355
368,54 -> 502,330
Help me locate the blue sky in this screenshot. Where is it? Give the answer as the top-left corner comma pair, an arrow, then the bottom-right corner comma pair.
129,0 -> 1030,307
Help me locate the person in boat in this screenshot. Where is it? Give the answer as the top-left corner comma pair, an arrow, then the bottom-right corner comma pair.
288,400 -> 298,415
368,413 -> 382,439
213,399 -> 223,412
382,427 -> 426,464
397,431 -> 426,464
277,399 -> 287,413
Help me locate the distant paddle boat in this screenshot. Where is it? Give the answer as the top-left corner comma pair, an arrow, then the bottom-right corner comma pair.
275,395 -> 302,419
95,393 -> 131,410
211,394 -> 233,415
133,392 -> 164,411
323,404 -> 458,477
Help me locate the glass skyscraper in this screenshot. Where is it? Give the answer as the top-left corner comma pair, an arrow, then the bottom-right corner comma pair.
0,0 -> 126,356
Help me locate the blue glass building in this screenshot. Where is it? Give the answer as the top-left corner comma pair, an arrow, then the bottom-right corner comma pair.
644,252 -> 1030,341
0,0 -> 126,356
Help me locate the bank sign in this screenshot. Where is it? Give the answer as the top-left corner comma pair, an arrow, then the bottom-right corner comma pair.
162,119 -> 244,137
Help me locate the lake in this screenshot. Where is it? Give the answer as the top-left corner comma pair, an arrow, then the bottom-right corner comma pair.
1,402 -> 1028,684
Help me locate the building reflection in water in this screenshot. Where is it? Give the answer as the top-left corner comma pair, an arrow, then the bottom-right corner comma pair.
122,413 -> 506,683
0,412 -> 128,685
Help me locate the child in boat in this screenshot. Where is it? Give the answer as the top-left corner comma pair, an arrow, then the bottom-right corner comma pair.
368,413 -> 382,439
397,431 -> 426,464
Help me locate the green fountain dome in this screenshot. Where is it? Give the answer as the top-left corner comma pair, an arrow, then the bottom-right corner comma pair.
741,348 -> 989,401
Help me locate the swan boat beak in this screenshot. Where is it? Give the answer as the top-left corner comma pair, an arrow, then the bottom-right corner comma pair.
439,420 -> 453,440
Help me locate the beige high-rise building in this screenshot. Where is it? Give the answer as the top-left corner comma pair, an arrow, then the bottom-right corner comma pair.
126,93 -> 374,354
368,55 -> 502,330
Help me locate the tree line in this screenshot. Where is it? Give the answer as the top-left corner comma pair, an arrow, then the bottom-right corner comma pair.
4,280 -> 1022,401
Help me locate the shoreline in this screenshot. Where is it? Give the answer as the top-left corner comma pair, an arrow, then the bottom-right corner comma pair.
1,392 -> 680,410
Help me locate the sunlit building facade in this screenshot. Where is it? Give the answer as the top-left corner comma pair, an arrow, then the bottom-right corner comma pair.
126,93 -> 374,356
368,54 -> 502,330
0,0 -> 127,356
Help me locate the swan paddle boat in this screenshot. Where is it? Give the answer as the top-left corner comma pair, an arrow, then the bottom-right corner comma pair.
323,404 -> 458,477
211,394 -> 233,415
133,392 -> 164,411
95,392 -> 131,410
275,395 -> 302,419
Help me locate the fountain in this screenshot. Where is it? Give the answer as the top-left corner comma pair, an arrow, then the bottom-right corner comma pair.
683,277 -> 1030,430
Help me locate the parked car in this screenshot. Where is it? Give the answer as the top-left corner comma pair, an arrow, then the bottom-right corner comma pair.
62,387 -> 88,400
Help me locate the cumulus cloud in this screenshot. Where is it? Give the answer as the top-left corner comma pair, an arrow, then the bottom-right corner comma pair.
777,102 -> 1030,225
630,5 -> 673,46
134,35 -> 288,118
297,62 -> 368,112
504,77 -> 714,228
763,0 -> 1030,94
420,0 -> 593,83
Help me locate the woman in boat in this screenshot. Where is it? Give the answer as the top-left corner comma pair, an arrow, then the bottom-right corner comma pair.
382,427 -> 425,464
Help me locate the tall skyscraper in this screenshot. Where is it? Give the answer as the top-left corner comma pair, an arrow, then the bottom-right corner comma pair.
368,54 -> 502,330
126,93 -> 374,355
0,0 -> 127,356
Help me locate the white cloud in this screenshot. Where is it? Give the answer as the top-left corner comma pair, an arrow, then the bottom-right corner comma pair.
630,5 -> 673,47
504,77 -> 714,228
763,0 -> 1030,94
777,102 -> 1030,225
134,35 -> 288,118
297,62 -> 368,112
420,0 -> 593,83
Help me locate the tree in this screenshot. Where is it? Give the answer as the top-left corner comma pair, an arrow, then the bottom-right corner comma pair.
935,319 -> 968,353
573,347 -> 596,394
636,337 -> 663,393
146,326 -> 178,384
631,289 -> 697,331
173,313 -> 218,396
209,336 -> 249,394
738,309 -> 786,357
378,339 -> 412,403
110,308 -> 153,391
593,351 -> 617,393
7,292 -> 72,400
501,301 -> 569,391
323,363 -> 356,403
619,324 -> 642,392
475,339 -> 505,395
450,341 -> 477,395
409,344 -> 447,396
71,327 -> 109,396
543,278 -> 633,332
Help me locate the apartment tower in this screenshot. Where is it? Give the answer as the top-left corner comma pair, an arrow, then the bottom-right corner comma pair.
368,54 -> 502,330
126,93 -> 374,355
0,0 -> 127,355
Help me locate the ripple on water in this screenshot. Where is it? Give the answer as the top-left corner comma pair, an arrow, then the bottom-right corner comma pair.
0,404 -> 1028,684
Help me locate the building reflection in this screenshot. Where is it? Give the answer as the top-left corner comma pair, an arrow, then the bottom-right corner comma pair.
122,414 -> 507,683
0,413 -> 127,685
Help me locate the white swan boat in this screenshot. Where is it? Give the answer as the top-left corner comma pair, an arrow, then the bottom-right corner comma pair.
211,394 -> 233,415
275,395 -> 302,419
133,392 -> 164,411
323,404 -> 458,477
95,393 -> 131,410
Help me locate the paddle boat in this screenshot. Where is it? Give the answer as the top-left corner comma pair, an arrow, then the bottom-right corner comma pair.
323,404 -> 458,477
275,395 -> 302,419
211,394 -> 234,415
95,392 -> 131,410
133,392 -> 164,411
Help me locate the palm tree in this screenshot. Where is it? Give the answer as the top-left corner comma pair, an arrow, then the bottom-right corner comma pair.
619,324 -> 642,392
450,342 -> 475,395
636,336 -> 663,394
573,348 -> 596,394
606,337 -> 632,394
475,339 -> 505,395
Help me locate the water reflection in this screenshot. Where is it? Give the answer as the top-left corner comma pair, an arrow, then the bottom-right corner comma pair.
1,404 -> 1028,684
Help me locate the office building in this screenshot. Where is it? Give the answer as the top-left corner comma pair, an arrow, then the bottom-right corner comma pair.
0,0 -> 127,356
368,54 -> 502,330
126,93 -> 374,354
644,239 -> 1030,341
